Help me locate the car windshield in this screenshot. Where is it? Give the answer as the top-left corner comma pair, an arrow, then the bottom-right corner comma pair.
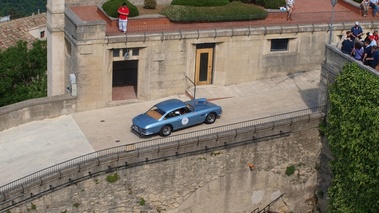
146,106 -> 165,120
186,103 -> 194,112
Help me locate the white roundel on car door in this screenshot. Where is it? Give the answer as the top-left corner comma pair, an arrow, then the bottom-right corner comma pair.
181,117 -> 189,125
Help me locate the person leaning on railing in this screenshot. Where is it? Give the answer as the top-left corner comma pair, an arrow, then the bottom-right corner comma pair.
351,42 -> 364,61
341,31 -> 355,54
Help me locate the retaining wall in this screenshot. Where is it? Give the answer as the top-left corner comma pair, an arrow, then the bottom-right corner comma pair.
0,94 -> 77,132
0,111 -> 324,212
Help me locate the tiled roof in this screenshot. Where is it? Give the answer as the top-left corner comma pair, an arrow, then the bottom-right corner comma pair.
0,13 -> 46,50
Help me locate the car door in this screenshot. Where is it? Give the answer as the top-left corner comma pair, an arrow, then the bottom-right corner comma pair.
180,107 -> 203,126
165,109 -> 187,130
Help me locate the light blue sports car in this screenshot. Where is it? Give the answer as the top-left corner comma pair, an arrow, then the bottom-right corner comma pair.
131,98 -> 222,136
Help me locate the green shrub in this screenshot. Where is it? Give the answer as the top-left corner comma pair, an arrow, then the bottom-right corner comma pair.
171,0 -> 229,7
255,0 -> 285,9
161,1 -> 267,22
144,0 -> 157,9
285,165 -> 295,176
325,63 -> 379,212
102,0 -> 139,18
106,173 -> 120,183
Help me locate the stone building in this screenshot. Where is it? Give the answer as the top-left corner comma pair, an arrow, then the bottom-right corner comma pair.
0,13 -> 46,50
47,0 -> 367,112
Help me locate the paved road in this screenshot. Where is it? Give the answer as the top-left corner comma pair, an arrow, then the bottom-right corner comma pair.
0,70 -> 320,186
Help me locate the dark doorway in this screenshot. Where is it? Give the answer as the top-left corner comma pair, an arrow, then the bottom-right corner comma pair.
112,60 -> 138,100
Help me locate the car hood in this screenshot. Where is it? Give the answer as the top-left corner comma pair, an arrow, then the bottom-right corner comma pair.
132,114 -> 158,128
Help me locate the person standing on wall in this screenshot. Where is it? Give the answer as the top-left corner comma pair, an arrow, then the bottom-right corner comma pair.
286,0 -> 295,21
118,3 -> 129,33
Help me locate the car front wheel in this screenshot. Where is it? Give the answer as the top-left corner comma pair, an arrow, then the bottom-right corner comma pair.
205,112 -> 217,124
160,125 -> 172,136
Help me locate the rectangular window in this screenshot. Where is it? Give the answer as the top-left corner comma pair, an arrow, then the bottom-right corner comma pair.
113,49 -> 120,57
40,31 -> 45,38
132,48 -> 139,56
270,39 -> 289,52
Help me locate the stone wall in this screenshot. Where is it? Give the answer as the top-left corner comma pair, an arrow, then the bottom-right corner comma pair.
2,112 -> 324,213
0,94 -> 76,131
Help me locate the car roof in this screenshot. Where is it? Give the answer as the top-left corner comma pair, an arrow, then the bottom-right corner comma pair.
155,99 -> 186,112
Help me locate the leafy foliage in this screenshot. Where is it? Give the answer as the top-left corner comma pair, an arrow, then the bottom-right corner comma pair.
106,173 -> 120,183
143,0 -> 157,9
161,1 -> 267,22
102,0 -> 139,18
253,0 -> 285,9
171,0 -> 230,7
285,165 -> 295,176
0,0 -> 47,18
0,40 -> 47,107
324,63 -> 379,213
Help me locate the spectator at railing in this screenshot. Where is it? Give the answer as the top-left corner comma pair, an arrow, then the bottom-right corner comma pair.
363,45 -> 379,69
363,32 -> 371,43
341,31 -> 355,54
374,30 -> 379,42
351,22 -> 364,40
369,33 -> 377,46
351,42 -> 364,60
362,40 -> 373,63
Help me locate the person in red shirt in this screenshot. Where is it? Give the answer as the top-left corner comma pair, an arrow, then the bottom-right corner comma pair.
118,3 -> 129,33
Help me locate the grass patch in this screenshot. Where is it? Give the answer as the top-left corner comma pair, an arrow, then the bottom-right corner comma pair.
161,1 -> 267,22
31,203 -> 36,210
285,165 -> 296,176
210,151 -> 222,156
106,173 -> 120,183
139,197 -> 146,206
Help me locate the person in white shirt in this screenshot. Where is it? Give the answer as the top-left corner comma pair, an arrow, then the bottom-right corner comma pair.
286,0 -> 295,21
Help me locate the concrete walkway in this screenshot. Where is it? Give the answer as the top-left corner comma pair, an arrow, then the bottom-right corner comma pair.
0,69 -> 320,186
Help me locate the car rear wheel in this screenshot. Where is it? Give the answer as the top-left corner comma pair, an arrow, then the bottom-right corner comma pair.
205,112 -> 217,124
160,125 -> 172,136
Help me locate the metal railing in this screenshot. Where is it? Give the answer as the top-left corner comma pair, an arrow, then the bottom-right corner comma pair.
0,106 -> 325,211
251,193 -> 286,213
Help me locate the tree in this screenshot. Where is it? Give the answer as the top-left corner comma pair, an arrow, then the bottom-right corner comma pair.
0,40 -> 47,107
324,63 -> 379,213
